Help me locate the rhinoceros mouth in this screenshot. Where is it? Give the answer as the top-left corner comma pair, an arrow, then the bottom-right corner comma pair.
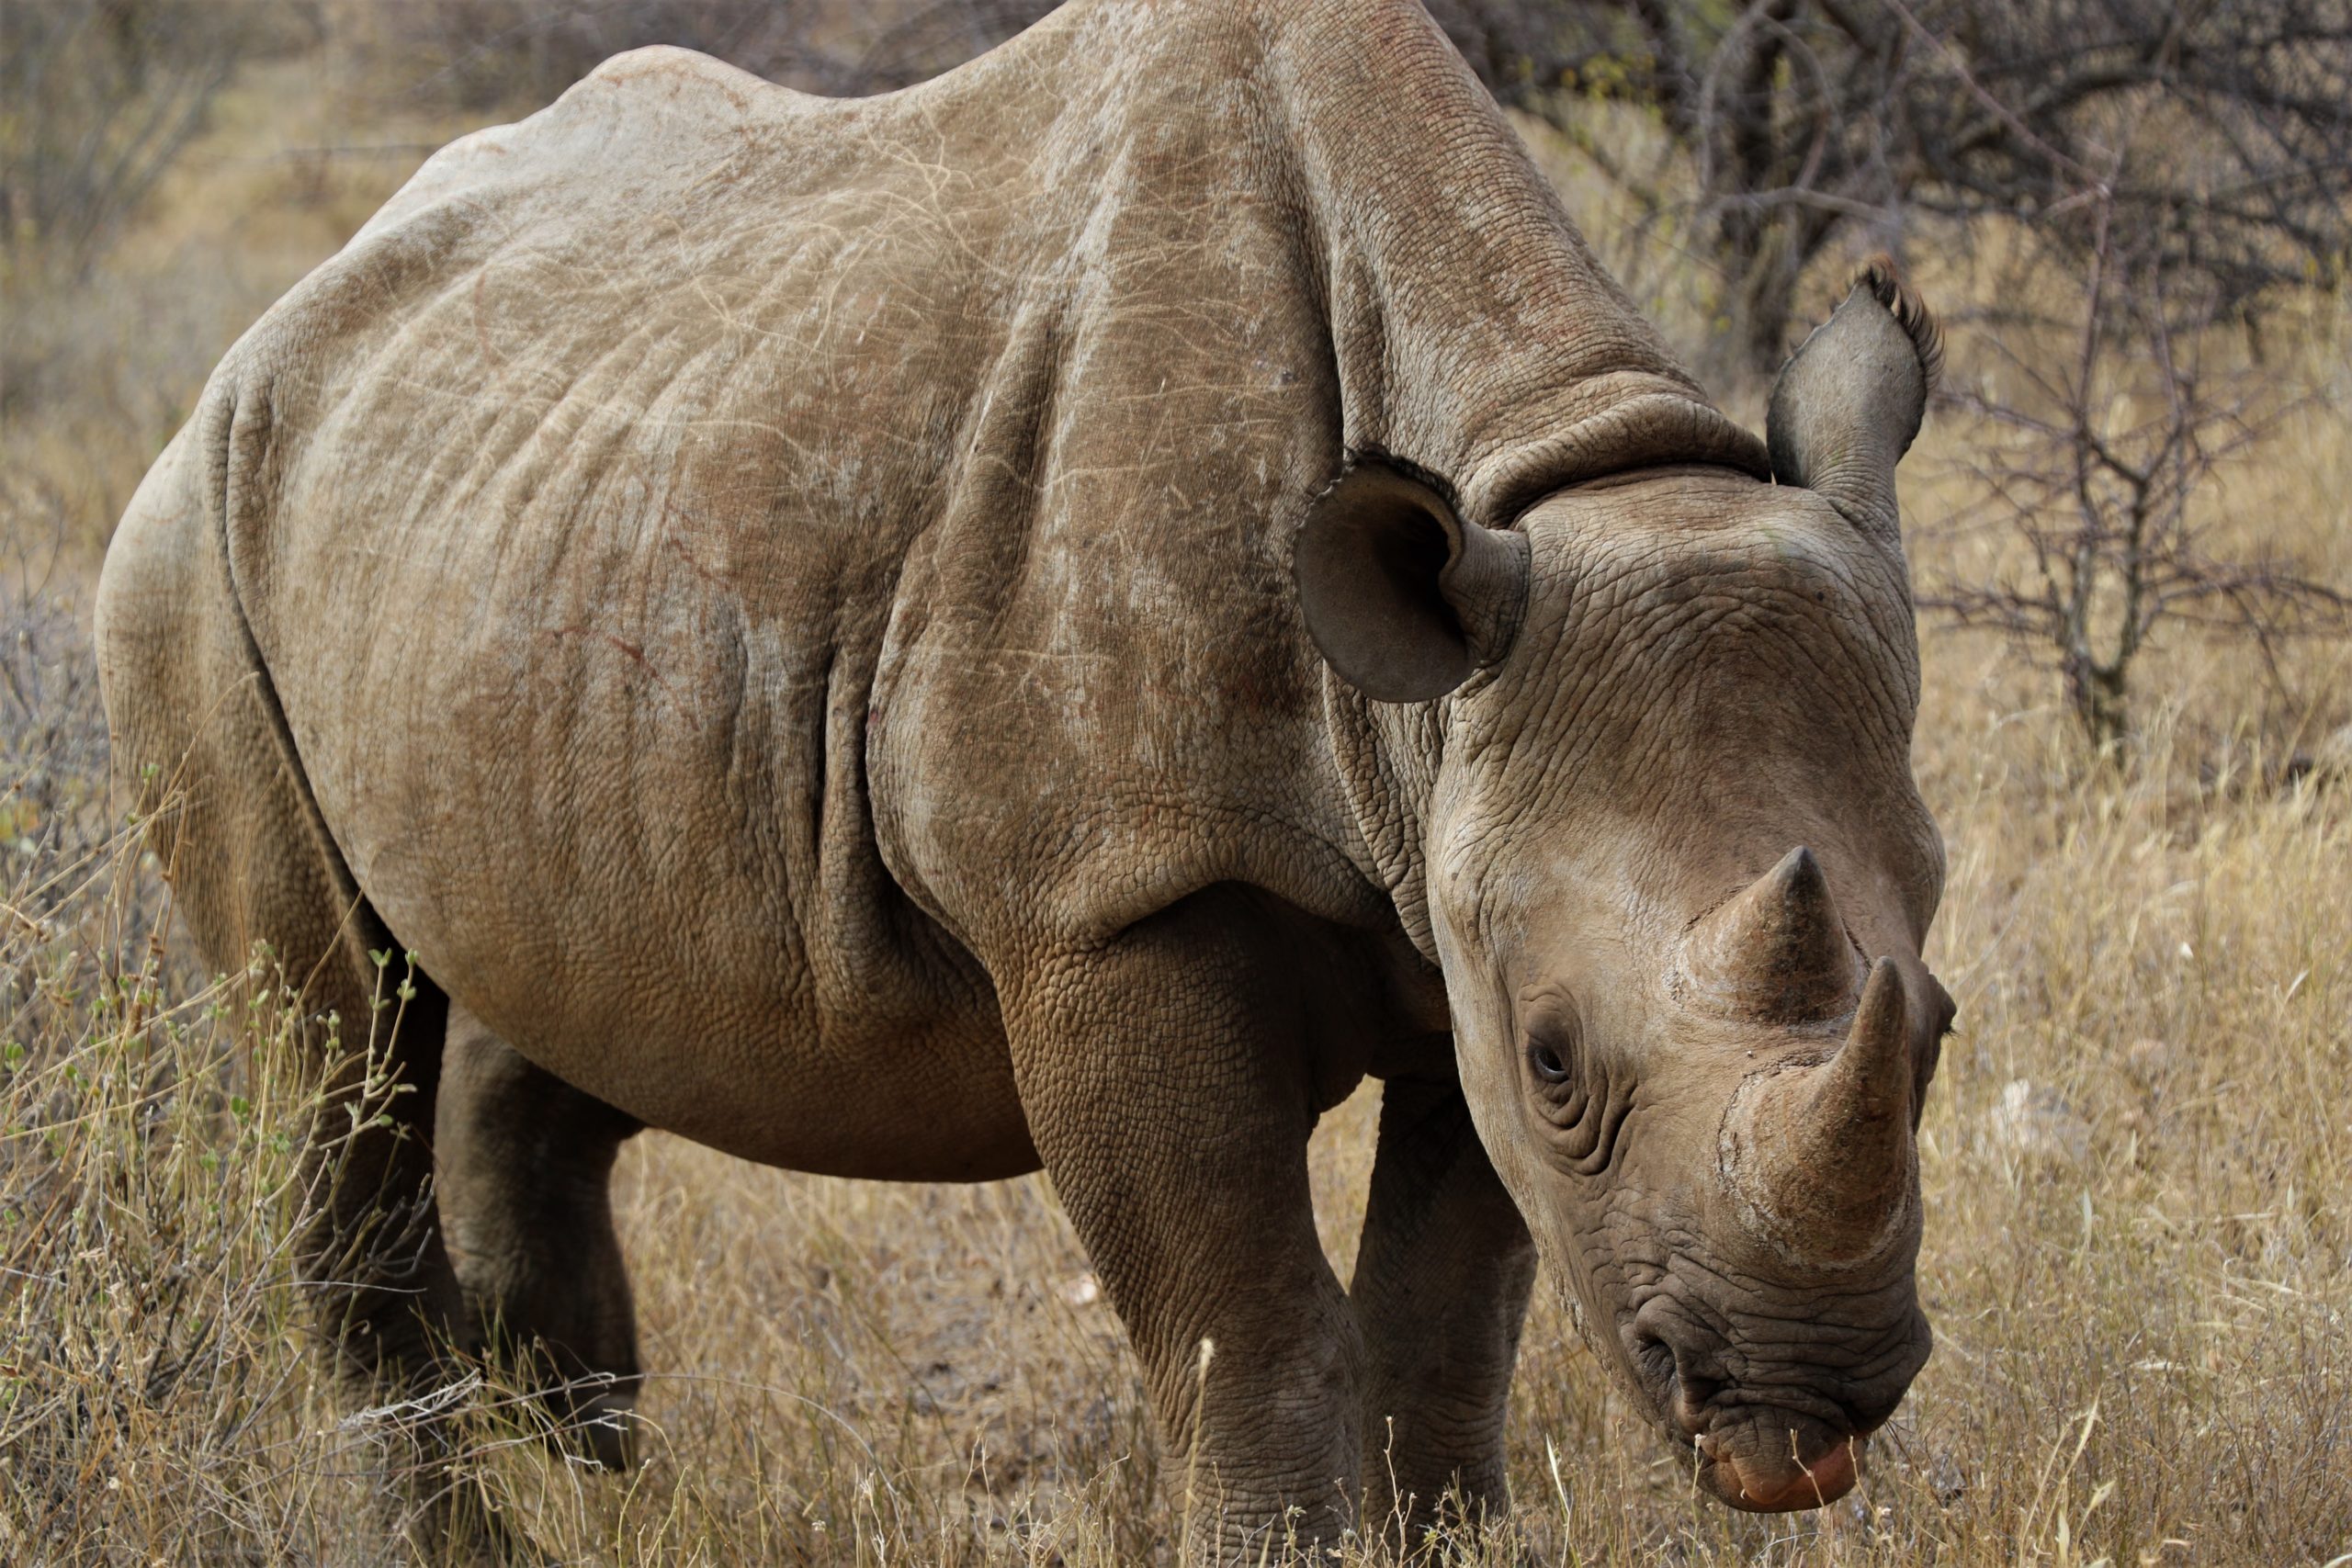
1687,1425 -> 1868,1511
1627,1301 -> 1913,1514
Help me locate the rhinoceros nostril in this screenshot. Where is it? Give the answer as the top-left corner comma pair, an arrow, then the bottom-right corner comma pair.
1630,1331 -> 1677,1396
1677,1361 -> 1725,1410
1632,1329 -> 1724,1437
1669,1358 -> 1725,1433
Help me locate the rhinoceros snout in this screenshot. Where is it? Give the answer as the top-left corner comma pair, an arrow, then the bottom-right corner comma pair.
1632,1298 -> 1929,1512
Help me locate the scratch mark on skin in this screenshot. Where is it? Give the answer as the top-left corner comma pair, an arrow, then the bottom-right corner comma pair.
470,269 -> 503,367
544,624 -> 683,707
660,495 -> 727,586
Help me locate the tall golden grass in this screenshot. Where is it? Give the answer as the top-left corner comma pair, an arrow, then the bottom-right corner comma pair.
3,39 -> 2347,1568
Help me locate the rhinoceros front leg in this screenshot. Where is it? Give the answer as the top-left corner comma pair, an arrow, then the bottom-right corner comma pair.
1350,1074 -> 1536,1548
1006,894 -> 1366,1562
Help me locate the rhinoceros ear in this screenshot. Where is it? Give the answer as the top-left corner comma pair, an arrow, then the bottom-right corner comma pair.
1292,458 -> 1532,702
1766,255 -> 1944,546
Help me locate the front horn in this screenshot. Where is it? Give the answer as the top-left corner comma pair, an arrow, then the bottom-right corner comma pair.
1722,958 -> 1920,1264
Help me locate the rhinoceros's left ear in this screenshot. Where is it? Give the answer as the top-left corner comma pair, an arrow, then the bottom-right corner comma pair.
1766,256 -> 1944,546
1293,458 -> 1531,703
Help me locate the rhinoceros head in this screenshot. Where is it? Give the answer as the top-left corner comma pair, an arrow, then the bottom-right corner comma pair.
1296,264 -> 1953,1510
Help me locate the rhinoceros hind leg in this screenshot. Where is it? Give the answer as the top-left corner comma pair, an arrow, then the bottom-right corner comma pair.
435,1005 -> 645,1470
95,442 -> 477,1545
1349,1075 -> 1536,1551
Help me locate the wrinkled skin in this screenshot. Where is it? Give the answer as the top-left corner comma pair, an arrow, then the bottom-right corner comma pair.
94,0 -> 1952,1557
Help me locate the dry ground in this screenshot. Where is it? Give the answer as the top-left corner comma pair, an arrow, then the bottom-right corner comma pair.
3,32 -> 2348,1568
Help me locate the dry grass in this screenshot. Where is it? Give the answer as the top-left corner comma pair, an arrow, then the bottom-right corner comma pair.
5,36 -> 2349,1568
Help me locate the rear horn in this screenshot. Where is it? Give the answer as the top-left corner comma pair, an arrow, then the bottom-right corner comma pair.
1687,847 -> 1860,1021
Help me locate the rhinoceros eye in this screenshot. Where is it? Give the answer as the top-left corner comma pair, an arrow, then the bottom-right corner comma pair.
1520,988 -> 1625,1172
1521,988 -> 1581,1089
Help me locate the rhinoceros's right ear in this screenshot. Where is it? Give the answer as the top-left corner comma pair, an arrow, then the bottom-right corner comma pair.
1292,459 -> 1532,703
1766,255 -> 1944,546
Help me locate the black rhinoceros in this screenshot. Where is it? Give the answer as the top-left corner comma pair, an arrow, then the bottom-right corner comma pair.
96,0 -> 1954,1556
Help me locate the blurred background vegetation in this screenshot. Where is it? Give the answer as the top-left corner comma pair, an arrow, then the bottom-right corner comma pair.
2,3 -> 2347,1563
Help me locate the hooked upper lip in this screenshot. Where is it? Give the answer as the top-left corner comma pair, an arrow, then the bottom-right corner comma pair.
1671,1382 -> 1873,1510
1705,1431 -> 1865,1510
